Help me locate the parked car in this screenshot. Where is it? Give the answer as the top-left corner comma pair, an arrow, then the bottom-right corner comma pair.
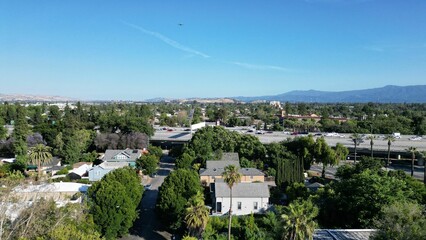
409,136 -> 422,141
144,184 -> 152,190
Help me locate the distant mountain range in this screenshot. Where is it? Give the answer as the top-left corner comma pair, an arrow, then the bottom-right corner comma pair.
0,93 -> 75,102
233,85 -> 426,103
2,85 -> 425,103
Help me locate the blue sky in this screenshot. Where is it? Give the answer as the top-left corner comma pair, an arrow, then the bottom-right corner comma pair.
0,0 -> 425,100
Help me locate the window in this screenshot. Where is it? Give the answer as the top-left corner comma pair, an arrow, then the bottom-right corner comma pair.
237,202 -> 242,210
253,202 -> 258,210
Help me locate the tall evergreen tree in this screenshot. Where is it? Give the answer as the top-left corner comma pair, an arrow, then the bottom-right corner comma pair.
12,105 -> 29,157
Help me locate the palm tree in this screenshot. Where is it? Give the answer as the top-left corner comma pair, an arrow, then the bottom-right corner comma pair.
406,147 -> 417,177
281,200 -> 318,240
222,165 -> 242,240
366,134 -> 376,158
184,191 -> 209,238
384,135 -> 395,167
28,144 -> 52,180
350,133 -> 363,163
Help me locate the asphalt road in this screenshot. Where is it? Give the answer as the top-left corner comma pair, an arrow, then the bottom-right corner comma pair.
121,152 -> 174,240
310,161 -> 425,181
152,128 -> 426,152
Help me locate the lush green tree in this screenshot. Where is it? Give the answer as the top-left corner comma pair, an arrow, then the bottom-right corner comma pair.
384,135 -> 395,167
28,144 -> 52,180
157,169 -> 203,230
281,199 -> 318,240
176,152 -> 195,169
314,137 -> 337,178
283,135 -> 315,170
0,118 -> 7,140
12,105 -> 29,156
137,154 -> 159,175
372,201 -> 426,240
285,182 -> 310,203
406,146 -> 418,177
334,143 -> 349,163
148,145 -> 163,159
240,214 -> 266,240
319,169 -> 418,228
276,153 -> 304,187
185,191 -> 209,238
222,165 -> 242,240
88,167 -> 142,239
260,211 -> 282,240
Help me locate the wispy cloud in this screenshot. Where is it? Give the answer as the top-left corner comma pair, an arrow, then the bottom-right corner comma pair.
232,62 -> 292,72
122,21 -> 210,58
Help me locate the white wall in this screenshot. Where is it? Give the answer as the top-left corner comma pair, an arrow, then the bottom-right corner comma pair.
214,197 -> 269,216
191,122 -> 206,131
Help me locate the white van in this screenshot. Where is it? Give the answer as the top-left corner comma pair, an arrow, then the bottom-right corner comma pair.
392,132 -> 401,139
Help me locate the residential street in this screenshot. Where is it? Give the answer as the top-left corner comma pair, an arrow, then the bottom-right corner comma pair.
121,152 -> 175,240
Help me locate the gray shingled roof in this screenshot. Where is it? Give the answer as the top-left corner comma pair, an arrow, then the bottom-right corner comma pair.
206,160 -> 240,169
313,229 -> 376,240
221,152 -> 239,161
98,162 -> 129,170
102,149 -> 141,162
214,182 -> 269,198
200,167 -> 263,176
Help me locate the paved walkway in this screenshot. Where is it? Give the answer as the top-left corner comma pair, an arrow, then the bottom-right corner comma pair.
121,153 -> 175,240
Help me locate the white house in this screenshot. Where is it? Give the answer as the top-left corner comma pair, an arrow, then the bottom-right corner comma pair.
213,182 -> 270,216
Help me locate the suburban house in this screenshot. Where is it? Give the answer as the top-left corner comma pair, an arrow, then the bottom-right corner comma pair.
100,148 -> 142,167
88,162 -> 128,181
67,162 -> 92,180
212,182 -> 270,216
41,157 -> 63,175
200,153 -> 265,185
200,167 -> 265,185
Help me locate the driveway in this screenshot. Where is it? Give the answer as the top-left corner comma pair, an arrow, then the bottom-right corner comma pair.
122,152 -> 175,240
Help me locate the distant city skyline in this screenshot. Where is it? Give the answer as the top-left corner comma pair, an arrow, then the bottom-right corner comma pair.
1,0 -> 425,100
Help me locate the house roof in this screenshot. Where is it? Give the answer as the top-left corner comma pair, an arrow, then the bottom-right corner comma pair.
200,167 -> 263,177
206,160 -> 240,169
306,182 -> 325,189
72,162 -> 93,169
41,157 -> 61,167
102,149 -> 141,162
69,164 -> 92,176
13,182 -> 90,193
93,161 -> 129,170
239,168 -> 264,176
313,229 -> 376,240
214,182 -> 269,198
221,152 -> 240,161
